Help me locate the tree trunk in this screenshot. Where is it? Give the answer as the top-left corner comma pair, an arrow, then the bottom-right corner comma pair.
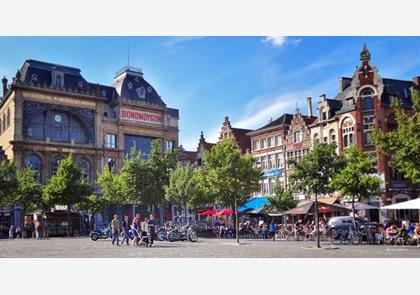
67,204 -> 71,238
184,202 -> 188,226
234,196 -> 239,244
352,195 -> 357,233
314,192 -> 320,248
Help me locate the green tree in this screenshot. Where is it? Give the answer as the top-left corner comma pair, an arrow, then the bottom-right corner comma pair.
203,139 -> 260,244
331,145 -> 381,230
75,194 -> 109,230
0,160 -> 17,206
97,166 -> 127,205
267,180 -> 297,212
287,143 -> 344,248
373,88 -> 420,183
43,154 -> 91,237
14,167 -> 43,224
165,163 -> 199,224
119,147 -> 150,206
143,139 -> 178,208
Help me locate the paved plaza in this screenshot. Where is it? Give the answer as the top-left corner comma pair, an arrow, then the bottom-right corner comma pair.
1,237 -> 420,258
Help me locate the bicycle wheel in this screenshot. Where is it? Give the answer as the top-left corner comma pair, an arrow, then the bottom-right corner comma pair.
331,229 -> 341,245
341,229 -> 350,245
351,235 -> 361,245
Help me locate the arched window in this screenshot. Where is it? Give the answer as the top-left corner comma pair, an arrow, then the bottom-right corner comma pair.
6,108 -> 10,128
319,107 -> 327,121
51,155 -> 65,176
361,89 -> 374,110
24,153 -> 43,183
341,117 -> 354,147
76,157 -> 91,182
26,110 -> 88,143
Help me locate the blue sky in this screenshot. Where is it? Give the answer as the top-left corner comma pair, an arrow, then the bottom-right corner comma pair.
0,36 -> 419,150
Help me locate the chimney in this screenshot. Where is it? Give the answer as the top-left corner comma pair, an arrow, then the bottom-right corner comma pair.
306,97 -> 313,117
2,76 -> 7,97
413,76 -> 420,88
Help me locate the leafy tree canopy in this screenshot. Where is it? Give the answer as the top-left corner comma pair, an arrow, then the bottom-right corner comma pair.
373,88 -> 420,183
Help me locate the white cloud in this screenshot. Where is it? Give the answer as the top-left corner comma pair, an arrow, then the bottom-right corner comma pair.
165,36 -> 205,47
262,36 -> 287,47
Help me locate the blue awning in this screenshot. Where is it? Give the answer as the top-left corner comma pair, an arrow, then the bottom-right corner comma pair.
260,168 -> 282,178
239,195 -> 271,213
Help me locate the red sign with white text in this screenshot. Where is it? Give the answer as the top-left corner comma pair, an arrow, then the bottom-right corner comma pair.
120,108 -> 163,125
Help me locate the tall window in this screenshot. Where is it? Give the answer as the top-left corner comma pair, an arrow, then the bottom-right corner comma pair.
275,153 -> 283,168
261,156 -> 267,170
6,108 -> 10,128
294,131 -> 302,143
261,138 -> 266,149
274,135 -> 281,146
268,154 -> 275,169
2,114 -> 6,132
76,157 -> 91,182
105,157 -> 116,173
361,89 -> 374,110
165,140 -> 175,151
329,129 -> 336,143
104,133 -> 117,148
24,153 -> 43,183
342,117 -> 354,147
313,133 -> 320,144
267,137 -> 272,148
363,115 -> 375,146
51,155 -> 65,176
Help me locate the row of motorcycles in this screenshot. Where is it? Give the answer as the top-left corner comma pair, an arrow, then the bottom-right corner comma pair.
89,223 -> 198,243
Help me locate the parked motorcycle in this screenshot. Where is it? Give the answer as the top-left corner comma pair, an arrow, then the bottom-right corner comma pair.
90,226 -> 112,241
167,224 -> 198,242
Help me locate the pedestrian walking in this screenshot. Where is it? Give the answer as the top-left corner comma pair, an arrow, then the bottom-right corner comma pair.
131,213 -> 141,247
111,214 -> 120,246
269,221 -> 276,241
121,215 -> 130,245
36,222 -> 44,239
148,214 -> 156,247
15,225 -> 22,238
9,225 -> 15,239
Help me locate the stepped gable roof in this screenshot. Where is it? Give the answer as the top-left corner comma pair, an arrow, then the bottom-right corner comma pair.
231,127 -> 253,152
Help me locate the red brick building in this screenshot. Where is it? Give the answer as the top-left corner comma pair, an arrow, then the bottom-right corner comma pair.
218,116 -> 252,154
310,45 -> 419,208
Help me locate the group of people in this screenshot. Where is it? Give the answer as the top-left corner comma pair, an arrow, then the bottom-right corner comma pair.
374,221 -> 420,246
110,213 -> 156,247
8,218 -> 48,240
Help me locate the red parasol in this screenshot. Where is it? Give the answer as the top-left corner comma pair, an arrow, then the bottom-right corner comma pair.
199,209 -> 217,216
213,209 -> 234,216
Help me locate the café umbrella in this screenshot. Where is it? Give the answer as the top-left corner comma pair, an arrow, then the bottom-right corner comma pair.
199,209 -> 217,216
213,209 -> 234,216
282,200 -> 351,215
381,198 -> 420,222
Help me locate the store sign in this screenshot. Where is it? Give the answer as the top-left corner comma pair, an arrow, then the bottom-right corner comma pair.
120,108 -> 163,125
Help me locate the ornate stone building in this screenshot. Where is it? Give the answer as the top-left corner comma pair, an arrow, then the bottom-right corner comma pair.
0,59 -> 179,227
309,45 -> 419,209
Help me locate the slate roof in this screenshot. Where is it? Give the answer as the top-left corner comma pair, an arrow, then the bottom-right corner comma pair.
247,113 -> 293,135
4,59 -> 178,114
231,127 -> 253,152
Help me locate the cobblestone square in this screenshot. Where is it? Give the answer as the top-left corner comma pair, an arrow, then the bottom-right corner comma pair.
1,237 -> 420,258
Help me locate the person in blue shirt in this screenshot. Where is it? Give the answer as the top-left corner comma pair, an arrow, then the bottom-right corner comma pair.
121,215 -> 130,245
269,221 -> 277,241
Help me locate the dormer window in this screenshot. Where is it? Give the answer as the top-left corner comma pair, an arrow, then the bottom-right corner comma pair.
136,86 -> 146,99
346,98 -> 355,107
31,73 -> 38,82
52,72 -> 64,88
78,81 -> 83,88
322,111 -> 327,121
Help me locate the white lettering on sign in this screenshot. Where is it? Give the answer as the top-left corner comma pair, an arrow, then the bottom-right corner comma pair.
120,108 -> 163,125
